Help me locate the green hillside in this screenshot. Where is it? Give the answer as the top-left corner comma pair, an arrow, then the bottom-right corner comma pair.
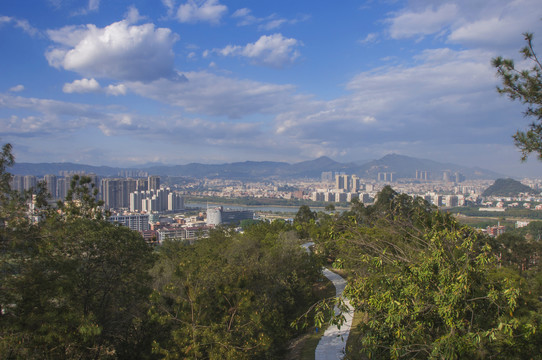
482,178 -> 537,196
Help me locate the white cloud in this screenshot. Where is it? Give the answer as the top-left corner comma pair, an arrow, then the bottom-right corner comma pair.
259,19 -> 287,31
88,0 -> 100,11
266,46 -> 526,165
0,15 -> 40,37
231,8 -> 308,31
216,34 -> 300,68
63,78 -> 101,93
359,33 -> 379,44
126,71 -> 299,118
0,93 -> 102,135
162,0 -> 176,16
389,4 -> 458,39
385,0 -> 541,51
447,0 -> 541,50
124,6 -> 145,24
46,20 -> 179,81
232,8 -> 250,18
72,0 -> 101,16
105,84 -> 127,96
62,78 -> 127,95
9,85 -> 24,92
177,0 -> 227,24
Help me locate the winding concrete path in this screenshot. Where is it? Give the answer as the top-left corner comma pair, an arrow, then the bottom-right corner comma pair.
302,242 -> 355,360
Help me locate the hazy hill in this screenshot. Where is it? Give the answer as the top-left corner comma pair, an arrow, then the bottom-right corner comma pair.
11,154 -> 505,180
482,178 -> 537,197
356,154 -> 504,180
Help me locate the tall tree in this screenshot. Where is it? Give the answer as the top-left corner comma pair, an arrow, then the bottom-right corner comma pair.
493,31 -> 542,160
0,148 -> 156,359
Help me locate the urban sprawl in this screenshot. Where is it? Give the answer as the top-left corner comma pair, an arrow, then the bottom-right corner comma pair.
11,170 -> 542,244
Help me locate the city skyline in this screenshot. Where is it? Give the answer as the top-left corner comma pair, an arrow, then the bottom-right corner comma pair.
1,0 -> 542,177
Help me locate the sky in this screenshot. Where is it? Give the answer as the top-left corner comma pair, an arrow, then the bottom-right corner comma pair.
0,0 -> 541,177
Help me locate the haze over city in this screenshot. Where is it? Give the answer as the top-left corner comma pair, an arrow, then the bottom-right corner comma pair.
1,0 -> 541,177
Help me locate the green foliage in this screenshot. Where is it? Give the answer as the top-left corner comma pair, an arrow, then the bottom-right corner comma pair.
239,218 -> 260,230
309,187 -> 542,359
489,231 -> 542,272
346,226 -> 538,359
0,145 -> 157,359
294,205 -> 317,239
1,217 -> 156,359
493,31 -> 542,161
150,221 -> 321,359
57,174 -> 107,220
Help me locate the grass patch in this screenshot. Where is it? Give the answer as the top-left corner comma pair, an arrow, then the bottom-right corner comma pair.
285,274 -> 336,360
344,312 -> 368,360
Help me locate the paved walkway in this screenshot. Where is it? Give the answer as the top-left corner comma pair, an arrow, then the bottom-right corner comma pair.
314,268 -> 354,359
302,242 -> 355,360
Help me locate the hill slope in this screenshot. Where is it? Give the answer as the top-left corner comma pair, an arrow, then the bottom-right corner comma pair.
482,178 -> 537,197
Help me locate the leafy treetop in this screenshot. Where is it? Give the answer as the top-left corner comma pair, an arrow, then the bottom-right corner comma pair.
493,31 -> 542,160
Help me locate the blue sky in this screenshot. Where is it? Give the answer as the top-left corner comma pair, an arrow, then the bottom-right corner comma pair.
0,0 -> 541,177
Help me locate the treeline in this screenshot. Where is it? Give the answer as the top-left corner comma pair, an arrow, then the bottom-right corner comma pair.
186,195 -> 348,209
450,206 -> 542,220
0,144 -> 321,359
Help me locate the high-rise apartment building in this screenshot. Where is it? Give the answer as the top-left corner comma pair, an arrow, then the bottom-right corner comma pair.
24,175 -> 37,191
102,178 -> 138,210
148,175 -> 160,191
10,175 -> 24,193
44,174 -> 57,198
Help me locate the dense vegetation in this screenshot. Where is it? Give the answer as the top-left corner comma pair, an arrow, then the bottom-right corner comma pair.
297,187 -> 542,359
482,178 -> 537,196
0,144 -> 322,359
449,206 -> 542,220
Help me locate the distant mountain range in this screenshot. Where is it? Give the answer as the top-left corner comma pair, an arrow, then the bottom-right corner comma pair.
10,154 -> 506,181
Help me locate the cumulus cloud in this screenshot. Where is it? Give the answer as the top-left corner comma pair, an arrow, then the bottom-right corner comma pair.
63,78 -> 101,93
9,85 -> 24,92
216,34 -> 300,68
62,78 -> 127,96
105,84 -> 127,96
177,0 -> 227,24
46,20 -> 179,82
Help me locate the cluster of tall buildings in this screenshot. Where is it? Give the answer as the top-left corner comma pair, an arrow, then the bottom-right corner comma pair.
11,174 -> 184,213
10,174 -> 99,200
129,188 -> 184,213
335,174 -> 361,192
